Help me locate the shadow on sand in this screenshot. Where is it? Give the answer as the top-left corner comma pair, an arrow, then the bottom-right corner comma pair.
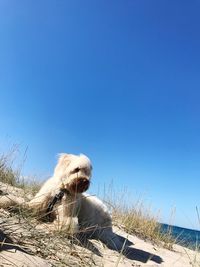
75,232 -> 163,264
0,229 -> 33,254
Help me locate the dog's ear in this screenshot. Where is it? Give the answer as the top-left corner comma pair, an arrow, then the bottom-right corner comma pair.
53,153 -> 72,177
57,153 -> 72,162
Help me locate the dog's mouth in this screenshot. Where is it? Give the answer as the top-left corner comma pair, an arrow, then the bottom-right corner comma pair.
67,178 -> 90,194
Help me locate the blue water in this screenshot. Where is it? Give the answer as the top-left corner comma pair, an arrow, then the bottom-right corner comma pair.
160,223 -> 200,249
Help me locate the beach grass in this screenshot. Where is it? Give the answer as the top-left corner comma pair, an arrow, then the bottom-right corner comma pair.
0,148 -> 41,194
0,150 -> 174,246
100,184 -> 175,250
186,207 -> 200,266
0,150 -> 198,266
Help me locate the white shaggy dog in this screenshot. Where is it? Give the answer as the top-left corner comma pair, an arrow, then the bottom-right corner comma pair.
29,153 -> 123,250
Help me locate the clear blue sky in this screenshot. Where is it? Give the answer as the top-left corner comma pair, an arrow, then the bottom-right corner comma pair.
0,1 -> 200,230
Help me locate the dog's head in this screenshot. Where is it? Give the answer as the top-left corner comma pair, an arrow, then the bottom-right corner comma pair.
54,153 -> 92,194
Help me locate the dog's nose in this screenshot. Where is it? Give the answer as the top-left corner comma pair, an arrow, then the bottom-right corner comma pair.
76,178 -> 90,192
78,178 -> 89,188
69,177 -> 90,194
81,178 -> 89,185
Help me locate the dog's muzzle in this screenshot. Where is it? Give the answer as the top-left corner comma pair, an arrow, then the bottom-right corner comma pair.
67,177 -> 90,194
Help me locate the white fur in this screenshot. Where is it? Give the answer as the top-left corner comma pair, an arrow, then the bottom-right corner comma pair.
29,153 -> 124,250
29,153 -> 92,213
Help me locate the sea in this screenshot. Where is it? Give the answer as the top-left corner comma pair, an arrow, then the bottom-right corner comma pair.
160,223 -> 200,250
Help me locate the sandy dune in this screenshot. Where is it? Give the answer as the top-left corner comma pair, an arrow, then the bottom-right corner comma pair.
0,183 -> 199,267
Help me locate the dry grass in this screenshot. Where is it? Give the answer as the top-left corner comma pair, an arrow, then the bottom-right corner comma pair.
0,150 -> 175,251
0,150 -> 100,266
113,207 -> 174,249
0,208 -> 97,267
0,153 -> 19,187
184,207 -> 200,267
101,183 -> 175,250
112,204 -> 174,249
0,148 -> 41,195
0,150 -> 199,266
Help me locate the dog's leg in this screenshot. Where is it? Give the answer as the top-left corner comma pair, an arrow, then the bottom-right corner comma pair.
54,194 -> 80,234
28,177 -> 61,214
29,193 -> 51,211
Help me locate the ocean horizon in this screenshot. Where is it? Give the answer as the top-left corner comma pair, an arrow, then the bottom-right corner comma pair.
161,223 -> 200,249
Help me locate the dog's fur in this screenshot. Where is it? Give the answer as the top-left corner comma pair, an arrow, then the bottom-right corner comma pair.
29,153 -> 124,250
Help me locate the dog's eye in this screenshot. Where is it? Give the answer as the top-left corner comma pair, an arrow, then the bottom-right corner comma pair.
72,167 -> 80,174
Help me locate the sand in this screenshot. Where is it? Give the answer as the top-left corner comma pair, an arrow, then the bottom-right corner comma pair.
0,182 -> 199,267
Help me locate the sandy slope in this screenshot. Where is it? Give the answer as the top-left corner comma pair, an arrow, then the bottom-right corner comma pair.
0,250 -> 51,267
1,224 -> 198,267
0,183 -> 199,267
101,227 -> 200,266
